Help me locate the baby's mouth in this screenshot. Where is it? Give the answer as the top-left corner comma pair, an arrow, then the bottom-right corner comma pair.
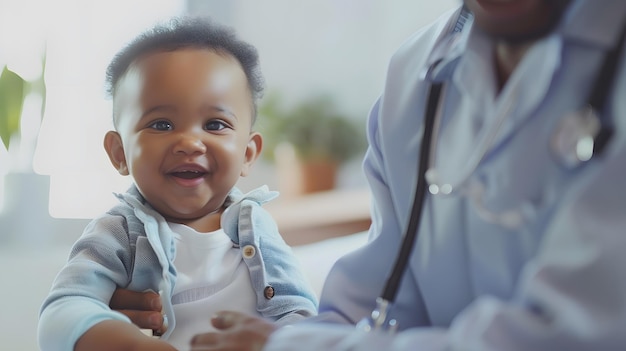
170,170 -> 206,179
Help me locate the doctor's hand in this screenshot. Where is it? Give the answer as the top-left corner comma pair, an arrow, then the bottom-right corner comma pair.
190,311 -> 277,351
110,288 -> 167,335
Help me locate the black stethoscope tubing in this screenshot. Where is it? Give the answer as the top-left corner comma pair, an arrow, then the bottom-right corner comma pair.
380,82 -> 442,303
375,18 -> 626,325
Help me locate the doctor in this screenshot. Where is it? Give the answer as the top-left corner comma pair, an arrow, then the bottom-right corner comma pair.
114,0 -> 626,350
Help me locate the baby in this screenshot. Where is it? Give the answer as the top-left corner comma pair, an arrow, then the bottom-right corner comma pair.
38,16 -> 317,351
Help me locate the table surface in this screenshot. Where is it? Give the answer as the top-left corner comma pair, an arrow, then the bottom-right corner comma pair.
265,188 -> 372,246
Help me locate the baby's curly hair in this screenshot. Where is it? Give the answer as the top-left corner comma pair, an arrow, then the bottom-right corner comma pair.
105,16 -> 264,122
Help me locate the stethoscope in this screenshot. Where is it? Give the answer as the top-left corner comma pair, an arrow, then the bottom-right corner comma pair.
358,9 -> 626,333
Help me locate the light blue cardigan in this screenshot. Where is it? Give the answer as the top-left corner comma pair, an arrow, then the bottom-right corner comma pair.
38,185 -> 318,351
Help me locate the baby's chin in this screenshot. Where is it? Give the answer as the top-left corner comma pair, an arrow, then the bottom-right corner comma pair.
163,207 -> 224,231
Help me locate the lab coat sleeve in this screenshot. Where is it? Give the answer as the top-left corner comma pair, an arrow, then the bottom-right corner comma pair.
266,94 -> 445,350
305,97 -> 403,325
37,215 -> 134,351
304,3 -> 457,325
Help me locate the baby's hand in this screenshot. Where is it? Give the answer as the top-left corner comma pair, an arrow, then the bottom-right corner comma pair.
190,311 -> 277,350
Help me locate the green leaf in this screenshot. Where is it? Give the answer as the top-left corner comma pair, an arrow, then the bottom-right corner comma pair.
0,66 -> 26,150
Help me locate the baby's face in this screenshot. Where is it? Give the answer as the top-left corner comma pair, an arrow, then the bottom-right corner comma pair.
110,48 -> 260,229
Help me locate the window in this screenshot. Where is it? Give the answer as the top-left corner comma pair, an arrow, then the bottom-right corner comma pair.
0,0 -> 185,219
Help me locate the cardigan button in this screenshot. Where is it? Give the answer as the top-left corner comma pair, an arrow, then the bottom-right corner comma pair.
242,245 -> 256,258
264,285 -> 275,300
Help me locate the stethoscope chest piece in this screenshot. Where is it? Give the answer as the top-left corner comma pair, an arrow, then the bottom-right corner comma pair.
550,106 -> 603,169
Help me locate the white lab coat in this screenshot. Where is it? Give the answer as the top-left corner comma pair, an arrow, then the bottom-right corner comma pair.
267,1 -> 626,350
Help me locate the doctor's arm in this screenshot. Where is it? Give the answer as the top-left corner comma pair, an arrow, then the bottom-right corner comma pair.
109,288 -> 165,332
263,109 -> 626,349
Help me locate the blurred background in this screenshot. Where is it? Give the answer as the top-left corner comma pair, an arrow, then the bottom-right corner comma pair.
0,0 -> 458,349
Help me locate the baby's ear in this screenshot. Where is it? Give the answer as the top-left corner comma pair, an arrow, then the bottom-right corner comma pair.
104,131 -> 129,175
240,132 -> 263,177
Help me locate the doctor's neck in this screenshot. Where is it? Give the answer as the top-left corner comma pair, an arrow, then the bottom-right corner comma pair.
493,40 -> 535,93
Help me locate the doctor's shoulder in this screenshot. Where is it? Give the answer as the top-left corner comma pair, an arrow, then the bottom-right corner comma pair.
389,5 -> 466,69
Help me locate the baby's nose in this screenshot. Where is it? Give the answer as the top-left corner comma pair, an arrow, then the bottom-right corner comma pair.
173,133 -> 207,155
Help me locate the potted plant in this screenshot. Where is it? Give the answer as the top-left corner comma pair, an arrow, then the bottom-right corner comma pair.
0,56 -> 49,245
258,92 -> 367,197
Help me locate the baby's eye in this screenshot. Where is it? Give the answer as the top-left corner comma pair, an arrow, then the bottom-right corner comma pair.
149,120 -> 173,131
204,120 -> 227,131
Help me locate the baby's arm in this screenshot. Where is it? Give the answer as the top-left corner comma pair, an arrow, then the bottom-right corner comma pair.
75,320 -> 175,351
38,215 -> 164,351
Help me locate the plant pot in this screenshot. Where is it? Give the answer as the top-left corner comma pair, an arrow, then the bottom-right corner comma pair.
274,143 -> 338,198
0,172 -> 52,244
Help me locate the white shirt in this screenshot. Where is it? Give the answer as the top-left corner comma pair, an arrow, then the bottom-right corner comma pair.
166,223 -> 259,351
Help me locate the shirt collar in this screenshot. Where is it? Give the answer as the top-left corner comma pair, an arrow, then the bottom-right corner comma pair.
422,6 -> 473,82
